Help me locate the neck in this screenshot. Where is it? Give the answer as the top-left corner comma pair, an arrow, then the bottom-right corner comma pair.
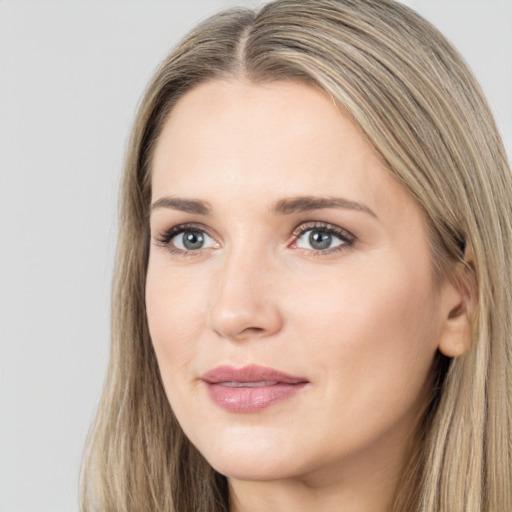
229,478 -> 396,512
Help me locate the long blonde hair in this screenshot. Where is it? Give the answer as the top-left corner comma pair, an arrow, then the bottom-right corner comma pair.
81,1 -> 512,510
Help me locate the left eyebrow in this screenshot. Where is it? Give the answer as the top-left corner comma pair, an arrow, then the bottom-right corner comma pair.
271,196 -> 377,218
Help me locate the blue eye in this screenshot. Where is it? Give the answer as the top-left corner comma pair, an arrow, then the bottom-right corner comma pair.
155,224 -> 217,254
172,230 -> 214,251
296,229 -> 343,250
293,223 -> 355,253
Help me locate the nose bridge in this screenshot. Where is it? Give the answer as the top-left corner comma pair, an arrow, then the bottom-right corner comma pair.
208,239 -> 282,340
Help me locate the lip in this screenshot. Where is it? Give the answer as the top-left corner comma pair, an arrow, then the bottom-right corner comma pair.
201,364 -> 309,413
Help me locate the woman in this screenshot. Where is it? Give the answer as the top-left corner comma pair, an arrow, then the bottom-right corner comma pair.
80,0 -> 512,510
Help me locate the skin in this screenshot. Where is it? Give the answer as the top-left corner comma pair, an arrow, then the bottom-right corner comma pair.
146,80 -> 468,512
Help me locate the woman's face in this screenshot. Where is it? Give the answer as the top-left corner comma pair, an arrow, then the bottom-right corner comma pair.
146,80 -> 460,486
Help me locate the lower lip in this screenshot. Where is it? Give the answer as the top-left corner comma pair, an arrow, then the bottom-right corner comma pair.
204,382 -> 307,413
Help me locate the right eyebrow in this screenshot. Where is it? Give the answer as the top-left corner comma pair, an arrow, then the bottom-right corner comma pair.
150,196 -> 211,215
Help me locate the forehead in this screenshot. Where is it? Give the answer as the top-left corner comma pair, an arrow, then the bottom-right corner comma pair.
150,79 -> 411,219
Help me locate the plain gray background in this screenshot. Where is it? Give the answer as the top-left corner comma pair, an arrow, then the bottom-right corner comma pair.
0,1 -> 510,511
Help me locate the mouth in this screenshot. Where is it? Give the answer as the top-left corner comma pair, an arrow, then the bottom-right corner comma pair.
201,364 -> 309,413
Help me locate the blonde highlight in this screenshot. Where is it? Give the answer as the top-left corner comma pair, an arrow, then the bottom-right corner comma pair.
81,1 -> 512,511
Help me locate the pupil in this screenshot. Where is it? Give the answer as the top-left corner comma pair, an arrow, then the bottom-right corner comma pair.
309,230 -> 332,250
183,231 -> 204,250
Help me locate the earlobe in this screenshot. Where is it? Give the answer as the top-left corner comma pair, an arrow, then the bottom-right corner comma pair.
437,260 -> 476,358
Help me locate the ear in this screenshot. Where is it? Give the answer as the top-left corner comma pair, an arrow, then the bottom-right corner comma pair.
437,258 -> 476,358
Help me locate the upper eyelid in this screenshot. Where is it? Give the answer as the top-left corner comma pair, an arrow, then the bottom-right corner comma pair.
154,222 -> 213,237
164,221 -> 207,230
291,221 -> 355,239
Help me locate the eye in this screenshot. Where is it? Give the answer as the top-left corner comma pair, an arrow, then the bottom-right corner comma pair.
297,229 -> 343,251
173,230 -> 214,251
154,224 -> 217,254
292,222 -> 355,253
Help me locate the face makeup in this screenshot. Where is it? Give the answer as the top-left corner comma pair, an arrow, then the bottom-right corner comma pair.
146,79 -> 461,497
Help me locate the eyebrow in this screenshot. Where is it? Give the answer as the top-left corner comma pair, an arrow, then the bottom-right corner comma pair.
271,196 -> 377,217
151,196 -> 211,215
150,195 -> 376,218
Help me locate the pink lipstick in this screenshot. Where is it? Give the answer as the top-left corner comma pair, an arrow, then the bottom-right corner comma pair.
201,364 -> 308,413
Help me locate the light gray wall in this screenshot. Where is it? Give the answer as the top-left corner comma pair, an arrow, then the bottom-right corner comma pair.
0,1 -> 510,511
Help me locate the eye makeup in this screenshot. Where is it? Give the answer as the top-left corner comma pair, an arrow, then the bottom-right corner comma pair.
289,221 -> 356,256
153,219 -> 356,258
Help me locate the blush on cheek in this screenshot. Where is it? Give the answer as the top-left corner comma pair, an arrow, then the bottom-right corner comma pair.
147,293 -> 208,385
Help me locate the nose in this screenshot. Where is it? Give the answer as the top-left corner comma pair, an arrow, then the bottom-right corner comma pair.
208,247 -> 284,341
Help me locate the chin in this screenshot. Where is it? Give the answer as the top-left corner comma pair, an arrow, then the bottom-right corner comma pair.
209,455 -> 296,482
190,426 -> 303,482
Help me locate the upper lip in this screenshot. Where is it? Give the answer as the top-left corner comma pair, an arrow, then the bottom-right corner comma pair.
201,364 -> 308,384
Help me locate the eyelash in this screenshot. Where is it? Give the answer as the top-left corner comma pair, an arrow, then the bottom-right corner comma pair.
153,221 -> 356,256
154,223 -> 213,257
291,221 -> 356,255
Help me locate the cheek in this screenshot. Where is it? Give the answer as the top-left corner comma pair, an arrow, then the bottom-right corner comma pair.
291,257 -> 441,409
271,261 -> 441,469
145,261 -> 207,377
293,255 -> 439,343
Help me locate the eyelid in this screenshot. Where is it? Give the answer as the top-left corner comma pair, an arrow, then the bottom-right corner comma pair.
291,221 -> 355,242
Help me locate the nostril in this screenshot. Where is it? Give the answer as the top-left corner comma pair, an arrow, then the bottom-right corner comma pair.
243,326 -> 265,335
215,325 -> 266,341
